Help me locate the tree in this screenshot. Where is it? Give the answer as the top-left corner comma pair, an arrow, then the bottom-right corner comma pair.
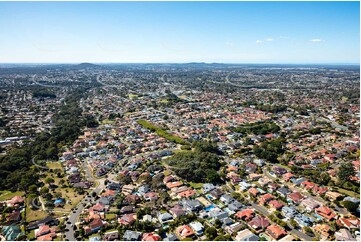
117,174 -> 132,185
342,201 -> 358,213
214,235 -> 226,241
290,219 -> 298,228
214,219 -> 222,229
205,227 -> 218,240
45,177 -> 55,185
319,172 -> 331,185
28,185 -> 38,194
54,192 -> 62,198
40,187 -> 49,195
338,163 -> 355,183
303,226 -> 313,234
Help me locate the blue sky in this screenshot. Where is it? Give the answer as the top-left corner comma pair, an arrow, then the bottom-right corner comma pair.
0,1 -> 359,64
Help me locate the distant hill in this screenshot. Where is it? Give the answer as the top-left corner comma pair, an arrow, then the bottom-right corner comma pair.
77,63 -> 99,68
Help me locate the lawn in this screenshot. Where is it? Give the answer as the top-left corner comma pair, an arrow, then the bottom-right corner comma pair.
163,170 -> 171,176
101,119 -> 115,125
26,197 -> 48,222
276,163 -> 290,170
189,182 -> 204,189
160,99 -> 169,103
47,161 -> 63,170
26,229 -> 35,240
54,187 -> 85,212
0,190 -> 24,201
337,188 -> 360,198
128,94 -> 138,99
105,213 -> 117,220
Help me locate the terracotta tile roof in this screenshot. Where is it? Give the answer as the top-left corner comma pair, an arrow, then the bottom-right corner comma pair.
288,192 -> 305,203
316,206 -> 337,220
166,181 -> 183,189
36,232 -> 56,241
90,218 -> 104,230
338,217 -> 360,229
269,200 -> 284,210
260,194 -> 274,204
178,189 -> 196,198
35,225 -> 50,237
248,188 -> 259,196
176,225 -> 194,238
248,216 -> 270,230
101,190 -> 116,197
119,213 -> 137,225
266,224 -> 287,239
142,233 -> 161,241
235,209 -> 254,221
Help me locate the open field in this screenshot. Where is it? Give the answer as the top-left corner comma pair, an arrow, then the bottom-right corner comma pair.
337,188 -> 360,198
47,161 -> 63,170
137,119 -> 188,145
0,190 -> 23,201
26,197 -> 48,222
189,182 -> 204,189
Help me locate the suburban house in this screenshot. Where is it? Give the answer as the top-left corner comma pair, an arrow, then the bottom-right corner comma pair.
266,224 -> 287,240
315,206 -> 337,220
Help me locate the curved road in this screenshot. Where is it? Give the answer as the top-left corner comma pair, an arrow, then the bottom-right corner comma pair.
32,75 -> 62,88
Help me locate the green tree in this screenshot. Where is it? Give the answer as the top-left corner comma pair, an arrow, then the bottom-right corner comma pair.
214,219 -> 222,229
319,172 -> 331,185
214,235 -> 226,241
28,185 -> 38,194
342,201 -> 358,213
45,177 -> 55,185
205,227 -> 218,240
40,187 -> 49,195
338,163 -> 355,183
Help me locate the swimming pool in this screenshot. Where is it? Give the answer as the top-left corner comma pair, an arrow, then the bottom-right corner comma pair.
204,204 -> 216,211
205,194 -> 214,200
313,213 -> 323,221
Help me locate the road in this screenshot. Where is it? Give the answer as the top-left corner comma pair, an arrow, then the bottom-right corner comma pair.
290,228 -> 314,241
31,156 -> 49,170
64,179 -> 105,241
251,203 -> 269,216
32,75 -> 62,88
64,158 -> 106,241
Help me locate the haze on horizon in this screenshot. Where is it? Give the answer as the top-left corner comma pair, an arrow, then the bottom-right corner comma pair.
0,1 -> 359,64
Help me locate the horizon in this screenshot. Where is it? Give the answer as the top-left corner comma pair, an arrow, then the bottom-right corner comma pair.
0,1 -> 359,63
0,62 -> 359,66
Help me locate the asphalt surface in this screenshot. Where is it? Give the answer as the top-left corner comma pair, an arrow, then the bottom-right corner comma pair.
64,158 -> 106,241
64,180 -> 104,241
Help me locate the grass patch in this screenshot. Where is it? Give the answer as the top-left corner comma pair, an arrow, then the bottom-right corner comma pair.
47,161 -> 63,170
163,170 -> 171,176
54,188 -> 85,212
160,99 -> 169,103
189,182 -> 204,189
26,197 -> 48,222
128,94 -> 138,99
26,229 -> 35,240
105,213 -> 117,220
0,190 -> 24,201
54,236 -> 62,241
137,119 -> 188,145
337,188 -> 360,198
101,119 -> 115,125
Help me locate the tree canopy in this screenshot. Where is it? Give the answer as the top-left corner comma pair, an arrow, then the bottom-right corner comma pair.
165,141 -> 222,183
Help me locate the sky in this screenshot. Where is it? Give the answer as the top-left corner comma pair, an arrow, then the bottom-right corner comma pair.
0,1 -> 359,64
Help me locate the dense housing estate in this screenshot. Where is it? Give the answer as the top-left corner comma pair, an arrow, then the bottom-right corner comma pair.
0,63 -> 359,241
